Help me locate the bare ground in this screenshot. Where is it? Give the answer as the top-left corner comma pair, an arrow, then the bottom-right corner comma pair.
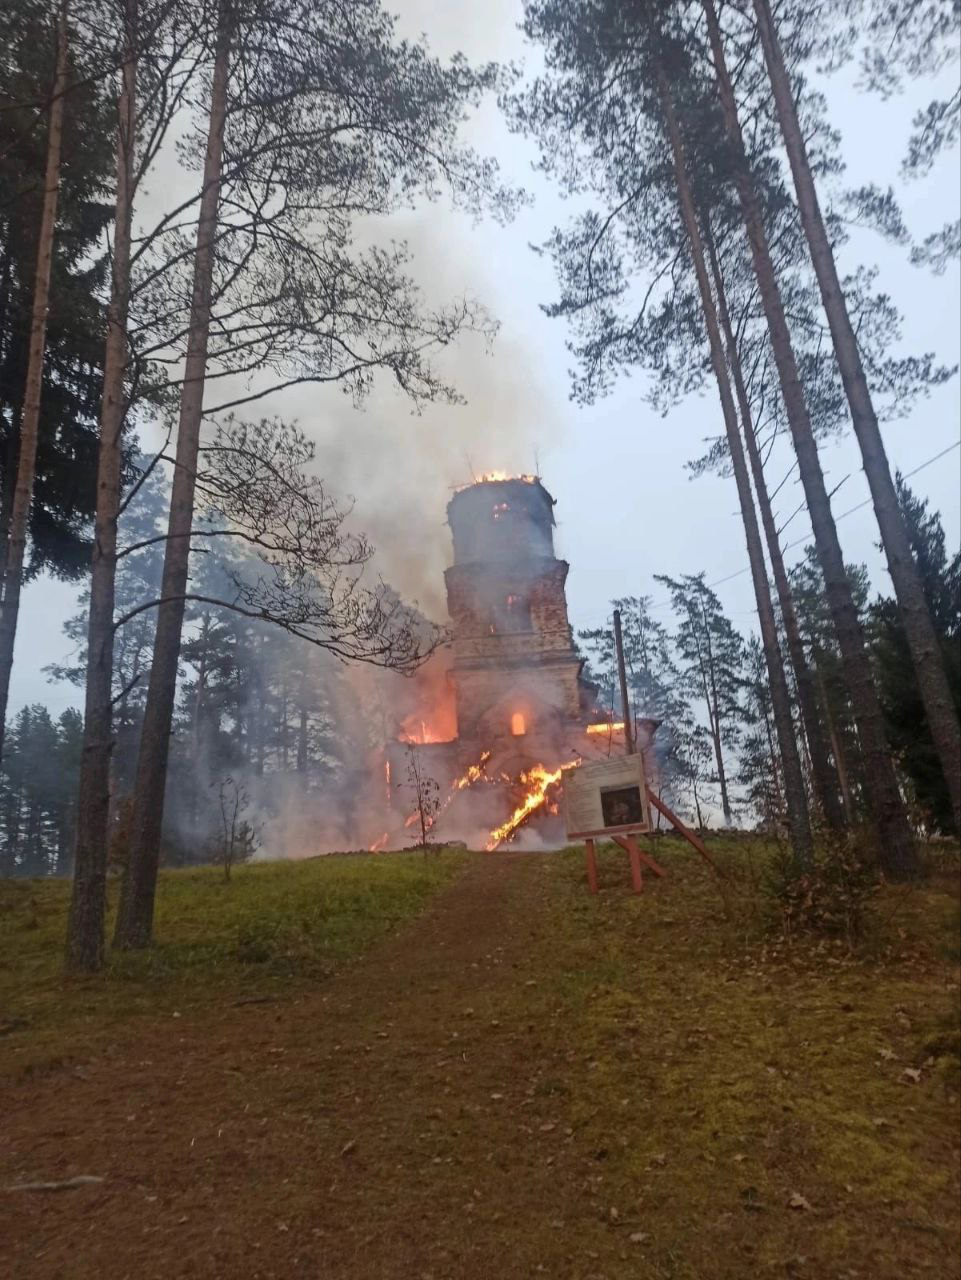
2,849 -> 959,1279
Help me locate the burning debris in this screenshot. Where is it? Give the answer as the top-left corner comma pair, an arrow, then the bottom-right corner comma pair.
484,761 -> 575,851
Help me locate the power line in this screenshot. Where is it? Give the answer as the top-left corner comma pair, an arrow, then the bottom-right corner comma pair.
639,439 -> 961,613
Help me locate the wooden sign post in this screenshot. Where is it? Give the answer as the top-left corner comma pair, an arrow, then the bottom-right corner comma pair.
563,756 -> 666,894
566,615 -> 721,892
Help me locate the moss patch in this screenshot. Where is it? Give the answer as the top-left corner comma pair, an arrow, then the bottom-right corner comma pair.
523,836 -> 961,1276
0,851 -> 464,1076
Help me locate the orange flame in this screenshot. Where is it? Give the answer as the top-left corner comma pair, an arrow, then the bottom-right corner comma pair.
586,721 -> 625,736
485,760 -> 577,851
402,750 -> 493,833
454,472 -> 538,492
369,832 -> 388,852
399,715 -> 452,745
452,750 -> 492,791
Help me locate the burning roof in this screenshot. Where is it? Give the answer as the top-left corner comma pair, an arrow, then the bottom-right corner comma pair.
452,471 -> 539,492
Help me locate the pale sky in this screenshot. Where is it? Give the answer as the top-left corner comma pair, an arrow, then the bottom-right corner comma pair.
11,0 -> 960,718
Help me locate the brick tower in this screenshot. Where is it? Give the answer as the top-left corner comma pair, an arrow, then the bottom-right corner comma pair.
444,477 -> 595,763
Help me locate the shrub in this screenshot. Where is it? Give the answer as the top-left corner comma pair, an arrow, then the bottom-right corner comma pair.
766,835 -> 876,945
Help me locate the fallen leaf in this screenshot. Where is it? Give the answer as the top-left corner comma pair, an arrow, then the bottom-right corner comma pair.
5,1175 -> 104,1193
740,1186 -> 763,1212
901,1067 -> 922,1084
788,1192 -> 813,1211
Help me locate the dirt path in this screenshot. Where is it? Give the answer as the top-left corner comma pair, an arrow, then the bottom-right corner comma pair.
3,855 -> 609,1279
4,850 -> 958,1280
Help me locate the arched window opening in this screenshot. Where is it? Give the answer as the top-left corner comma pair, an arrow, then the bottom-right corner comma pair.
490,592 -> 531,634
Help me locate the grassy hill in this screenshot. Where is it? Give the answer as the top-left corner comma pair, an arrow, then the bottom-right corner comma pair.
2,838 -> 959,1277
1,850 -> 464,1074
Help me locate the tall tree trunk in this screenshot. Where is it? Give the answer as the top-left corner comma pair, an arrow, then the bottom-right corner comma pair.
187,618 -> 209,834
761,689 -> 783,817
65,0 -> 138,973
296,685 -> 308,774
752,0 -> 961,834
0,1 -> 69,763
701,0 -> 919,879
811,641 -> 853,821
115,15 -> 230,949
699,599 -> 732,824
0,226 -> 19,582
703,224 -> 846,830
654,59 -> 814,870
0,430 -> 20,589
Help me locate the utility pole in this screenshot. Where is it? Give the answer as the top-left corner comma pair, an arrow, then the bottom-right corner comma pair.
613,608 -> 636,756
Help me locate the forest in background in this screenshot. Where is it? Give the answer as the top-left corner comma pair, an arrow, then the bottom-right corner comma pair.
3,465 -> 957,876
0,0 -> 958,971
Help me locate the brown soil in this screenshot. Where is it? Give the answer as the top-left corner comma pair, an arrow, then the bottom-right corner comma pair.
3,855 -> 574,1279
2,851 -> 958,1279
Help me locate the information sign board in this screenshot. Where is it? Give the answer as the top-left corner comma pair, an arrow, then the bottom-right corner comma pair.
563,755 -> 651,839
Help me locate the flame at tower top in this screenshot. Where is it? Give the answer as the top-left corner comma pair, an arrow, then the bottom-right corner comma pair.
447,475 -> 556,566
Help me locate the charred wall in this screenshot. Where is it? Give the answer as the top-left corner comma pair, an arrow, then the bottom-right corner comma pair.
444,478 -> 595,752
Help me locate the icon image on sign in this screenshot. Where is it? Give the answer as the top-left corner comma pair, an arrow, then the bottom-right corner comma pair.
599,784 -> 645,829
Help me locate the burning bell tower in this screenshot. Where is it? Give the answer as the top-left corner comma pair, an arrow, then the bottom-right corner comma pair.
380,474 -> 623,850
444,476 -> 595,766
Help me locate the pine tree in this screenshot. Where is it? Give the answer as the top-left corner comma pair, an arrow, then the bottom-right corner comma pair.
515,0 -> 814,868
0,0 -> 113,578
654,573 -> 748,825
869,480 -> 960,834
698,0 -> 919,878
0,0 -> 115,767
789,546 -> 873,823
0,701 -> 80,874
740,635 -> 786,832
113,0 -> 511,952
749,0 -> 961,835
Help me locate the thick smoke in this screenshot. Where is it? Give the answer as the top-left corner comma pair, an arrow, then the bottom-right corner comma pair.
116,0 -> 576,859
271,209 -> 561,619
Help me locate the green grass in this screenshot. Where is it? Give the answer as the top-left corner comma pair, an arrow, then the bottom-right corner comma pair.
522,835 -> 961,1275
0,851 -> 465,1076
2,834 -> 958,1276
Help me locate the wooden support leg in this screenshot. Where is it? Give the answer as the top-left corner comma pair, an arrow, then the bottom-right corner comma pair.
612,835 -> 651,892
646,789 -> 722,876
636,845 -> 667,878
627,837 -> 643,894
585,839 -> 598,895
